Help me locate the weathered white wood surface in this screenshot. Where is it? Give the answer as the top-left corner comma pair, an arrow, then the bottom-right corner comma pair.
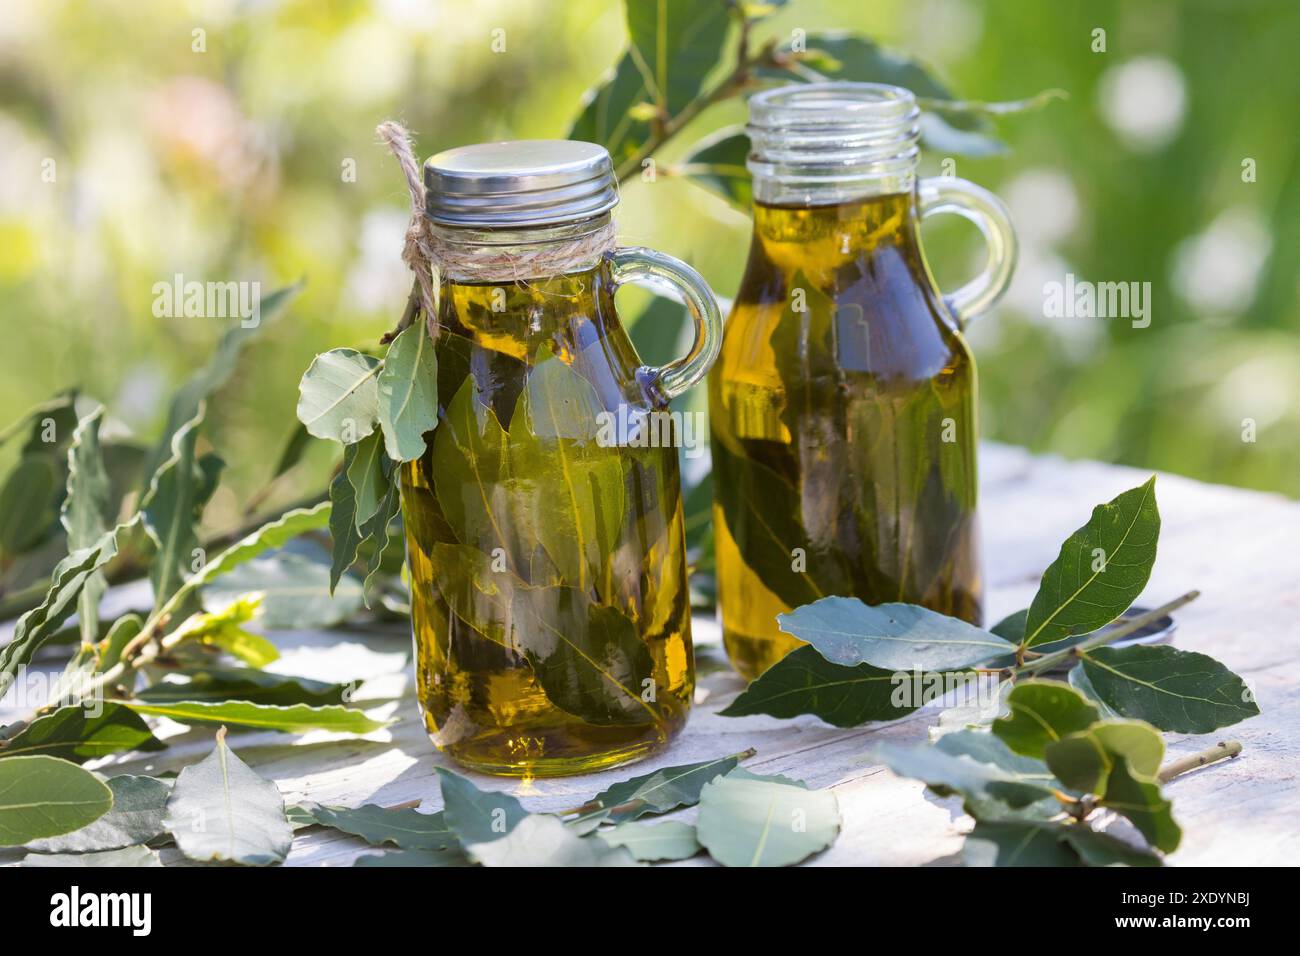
3,443 -> 1297,866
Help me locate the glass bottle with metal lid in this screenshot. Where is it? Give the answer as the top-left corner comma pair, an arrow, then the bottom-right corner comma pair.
709,83 -> 1018,680
403,139 -> 721,775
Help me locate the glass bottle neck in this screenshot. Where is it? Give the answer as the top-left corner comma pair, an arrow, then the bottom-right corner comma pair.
426,213 -> 615,282
746,81 -> 921,208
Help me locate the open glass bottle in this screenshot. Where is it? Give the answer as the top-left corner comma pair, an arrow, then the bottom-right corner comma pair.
403,140 -> 721,775
708,83 -> 1018,680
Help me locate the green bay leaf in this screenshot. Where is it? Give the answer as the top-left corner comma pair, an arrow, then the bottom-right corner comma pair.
0,755 -> 113,846
778,597 -> 1014,671
27,774 -> 170,853
164,728 -> 292,865
1043,719 -> 1165,794
1022,478 -> 1160,648
597,820 -> 700,861
580,751 -> 751,823
61,404 -> 110,642
0,520 -> 134,686
991,680 -> 1100,759
719,644 -> 926,727
121,699 -> 390,734
138,666 -> 346,707
377,323 -> 439,461
509,351 -> 625,592
296,348 -> 382,443
1080,644 -> 1259,733
346,431 -> 388,532
23,844 -> 162,867
467,813 -> 639,867
0,702 -> 164,763
432,542 -> 659,727
302,803 -> 455,851
436,766 -> 529,847
696,768 -> 840,867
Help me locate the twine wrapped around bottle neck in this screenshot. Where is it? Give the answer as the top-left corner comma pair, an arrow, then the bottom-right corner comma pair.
376,122 -> 616,332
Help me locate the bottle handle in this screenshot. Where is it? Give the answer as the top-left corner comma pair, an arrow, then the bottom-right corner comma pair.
607,247 -> 723,403
917,176 -> 1018,328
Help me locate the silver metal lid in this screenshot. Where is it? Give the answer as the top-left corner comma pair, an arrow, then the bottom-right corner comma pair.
423,140 -> 619,228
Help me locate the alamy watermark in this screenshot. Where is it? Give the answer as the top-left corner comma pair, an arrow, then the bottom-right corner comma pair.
595,404 -> 707,459
1043,273 -> 1151,329
152,273 -> 262,328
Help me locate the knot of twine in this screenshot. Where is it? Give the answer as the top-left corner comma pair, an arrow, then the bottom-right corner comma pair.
376,121 -> 616,331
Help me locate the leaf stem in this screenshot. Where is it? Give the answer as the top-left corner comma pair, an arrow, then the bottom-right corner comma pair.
1157,740 -> 1242,784
612,23 -> 780,183
1015,590 -> 1200,677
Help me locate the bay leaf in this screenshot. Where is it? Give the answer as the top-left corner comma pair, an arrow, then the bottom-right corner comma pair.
0,755 -> 112,846
377,323 -> 440,462
432,542 -> 659,726
872,740 -> 1058,809
121,699 -> 390,734
1067,663 -> 1120,718
508,350 -> 625,591
98,612 -> 143,673
0,520 -> 133,686
0,702 -> 164,763
141,404 -> 221,613
1043,719 -> 1165,793
1022,478 -> 1159,648
27,774 -> 170,852
711,427 -> 850,611
296,348 -> 382,443
777,597 -> 1014,671
171,594 -> 279,666
23,844 -> 162,867
962,819 -> 1082,867
61,403 -> 110,642
597,820 -> 701,861
346,431 -> 388,532
165,728 -> 292,865
991,680 -> 1100,759
467,813 -> 639,867
1063,824 -> 1164,867
138,667 -> 346,707
1080,644 -> 1259,733
431,375 -> 515,560
301,803 -> 456,851
436,766 -> 528,846
579,751 -> 751,823
719,645 -> 927,727
328,444 -> 363,594
186,502 -> 332,593
964,818 -> 1161,867
1098,757 -> 1181,853
696,768 -> 841,867
0,455 -> 58,555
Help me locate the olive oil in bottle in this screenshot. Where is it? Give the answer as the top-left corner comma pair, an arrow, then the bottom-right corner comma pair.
403,140 -> 722,774
709,84 -> 1016,680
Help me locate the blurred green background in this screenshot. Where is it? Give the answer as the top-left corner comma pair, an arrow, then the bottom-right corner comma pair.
2,0 -> 1297,544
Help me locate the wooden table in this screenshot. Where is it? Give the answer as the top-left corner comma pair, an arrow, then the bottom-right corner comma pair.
3,443 -> 1297,866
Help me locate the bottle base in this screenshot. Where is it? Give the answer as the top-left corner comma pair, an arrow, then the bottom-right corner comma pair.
440,736 -> 671,778
424,710 -> 687,778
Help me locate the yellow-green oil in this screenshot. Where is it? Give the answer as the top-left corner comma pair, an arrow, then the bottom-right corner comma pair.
708,194 -> 981,680
402,266 -> 693,775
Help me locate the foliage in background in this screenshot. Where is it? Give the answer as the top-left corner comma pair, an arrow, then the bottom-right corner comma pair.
0,0 -> 1276,869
